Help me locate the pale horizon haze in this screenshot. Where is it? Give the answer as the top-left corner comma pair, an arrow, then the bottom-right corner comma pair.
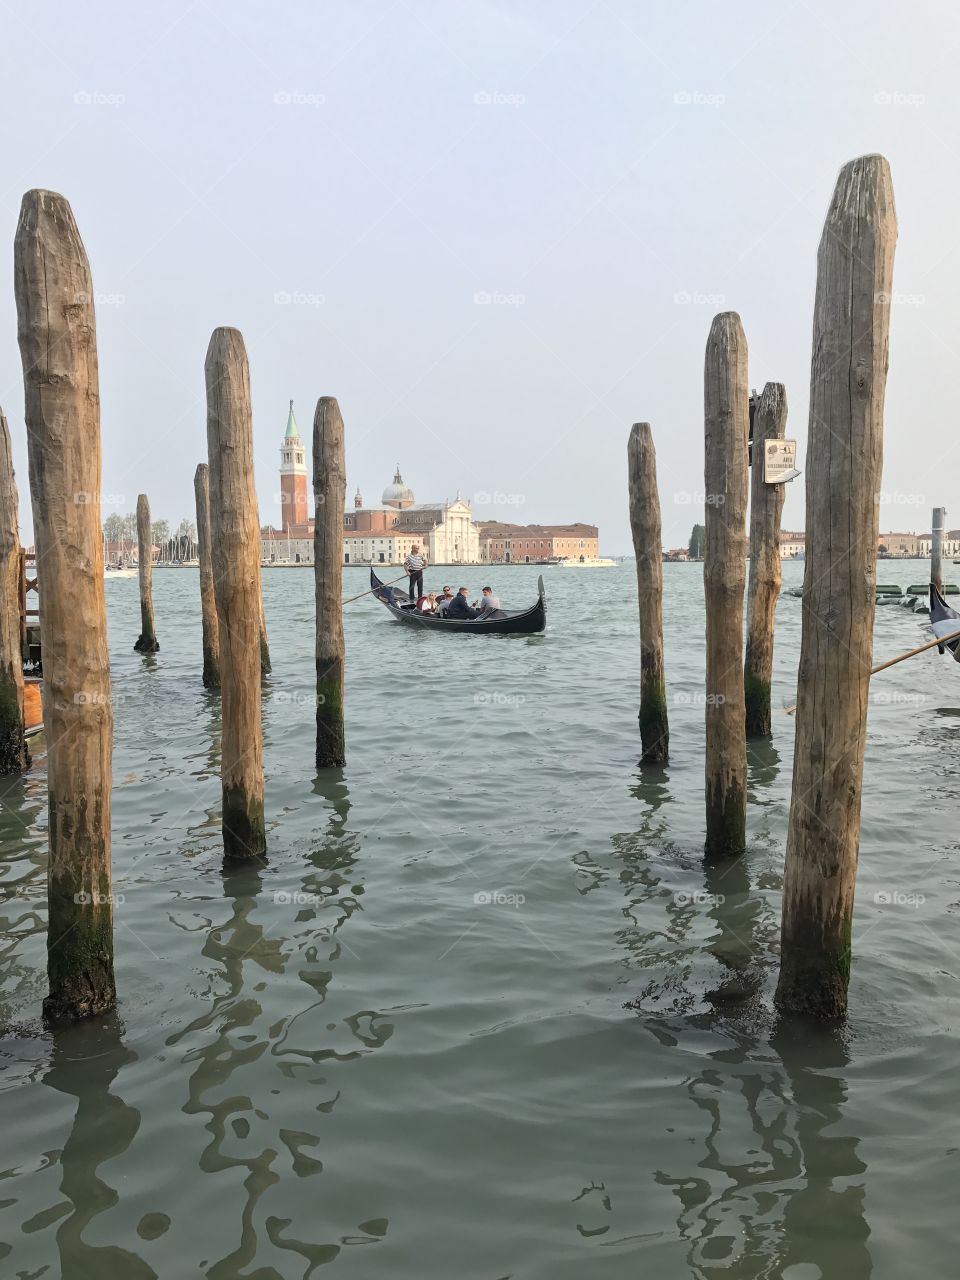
0,1 -> 956,554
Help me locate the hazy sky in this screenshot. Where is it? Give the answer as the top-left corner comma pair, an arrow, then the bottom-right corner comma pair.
0,1 -> 954,553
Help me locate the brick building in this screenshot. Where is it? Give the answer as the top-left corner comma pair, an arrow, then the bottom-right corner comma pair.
477,522 -> 599,563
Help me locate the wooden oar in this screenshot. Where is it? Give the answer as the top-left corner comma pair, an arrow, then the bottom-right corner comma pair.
342,573 -> 407,606
784,626 -> 960,714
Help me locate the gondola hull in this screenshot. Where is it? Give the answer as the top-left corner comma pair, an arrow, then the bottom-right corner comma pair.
369,568 -> 546,634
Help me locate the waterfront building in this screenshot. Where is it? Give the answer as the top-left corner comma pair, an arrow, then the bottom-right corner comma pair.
344,469 -> 480,564
879,531 -> 922,557
477,522 -> 599,563
917,530 -> 960,558
260,415 -> 482,563
780,531 -> 805,560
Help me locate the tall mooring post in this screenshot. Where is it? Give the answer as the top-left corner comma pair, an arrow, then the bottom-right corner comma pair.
194,463 -> 220,689
931,506 -> 945,592
627,422 -> 668,762
313,397 -> 346,768
744,383 -> 787,736
775,155 -> 897,1019
703,312 -> 750,861
134,493 -> 159,652
205,327 -> 266,859
15,189 -> 115,1021
0,409 -> 27,773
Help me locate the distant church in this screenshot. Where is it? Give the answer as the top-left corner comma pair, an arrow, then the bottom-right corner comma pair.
260,403 -> 481,564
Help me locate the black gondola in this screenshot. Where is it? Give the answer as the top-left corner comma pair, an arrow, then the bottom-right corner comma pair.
369,568 -> 546,634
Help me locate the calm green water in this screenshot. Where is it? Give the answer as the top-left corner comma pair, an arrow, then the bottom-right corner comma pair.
1,560 -> 957,1278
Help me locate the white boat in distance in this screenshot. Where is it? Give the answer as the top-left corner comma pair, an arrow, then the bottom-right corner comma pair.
557,555 -> 616,567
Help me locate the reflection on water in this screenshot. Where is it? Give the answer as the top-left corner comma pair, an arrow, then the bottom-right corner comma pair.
44,1015 -> 153,1279
2,565 -> 957,1276
618,766 -> 870,1278
656,1018 -> 870,1278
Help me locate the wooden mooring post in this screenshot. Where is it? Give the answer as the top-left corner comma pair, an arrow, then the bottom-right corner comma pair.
703,312 -> 749,861
744,383 -> 787,736
15,189 -> 115,1021
775,155 -> 897,1019
205,328 -> 266,859
313,397 -> 346,768
0,409 -> 27,772
931,506 -> 945,592
627,422 -> 668,762
134,493 -> 159,652
194,463 -> 220,688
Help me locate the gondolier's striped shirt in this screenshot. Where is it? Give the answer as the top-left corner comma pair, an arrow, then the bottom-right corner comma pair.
404,552 -> 425,571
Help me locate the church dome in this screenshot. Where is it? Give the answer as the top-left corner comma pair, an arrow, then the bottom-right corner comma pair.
382,466 -> 415,509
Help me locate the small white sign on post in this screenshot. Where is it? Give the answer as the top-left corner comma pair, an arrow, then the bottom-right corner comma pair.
764,439 -> 798,484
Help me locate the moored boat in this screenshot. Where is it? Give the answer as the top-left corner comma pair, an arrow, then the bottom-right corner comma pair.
370,568 -> 546,634
24,676 -> 42,738
557,556 -> 616,567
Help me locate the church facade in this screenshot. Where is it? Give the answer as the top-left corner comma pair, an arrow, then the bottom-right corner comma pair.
259,407 -> 481,564
344,469 -> 480,564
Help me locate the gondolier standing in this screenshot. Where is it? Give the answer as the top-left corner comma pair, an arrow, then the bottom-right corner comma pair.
404,543 -> 427,601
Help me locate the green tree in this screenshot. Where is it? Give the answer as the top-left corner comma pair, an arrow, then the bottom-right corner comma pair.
152,518 -> 170,563
103,512 -> 124,548
688,523 -> 706,559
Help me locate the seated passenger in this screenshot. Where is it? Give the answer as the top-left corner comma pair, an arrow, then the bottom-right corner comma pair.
419,592 -> 438,613
473,586 -> 503,620
446,587 -> 477,619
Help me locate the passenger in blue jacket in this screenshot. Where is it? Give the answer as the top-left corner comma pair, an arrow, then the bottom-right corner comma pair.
446,587 -> 477,619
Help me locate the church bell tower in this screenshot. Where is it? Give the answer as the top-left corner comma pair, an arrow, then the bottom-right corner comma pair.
279,400 -> 308,530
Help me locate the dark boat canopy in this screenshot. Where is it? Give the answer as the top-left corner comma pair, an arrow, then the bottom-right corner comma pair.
369,568 -> 546,634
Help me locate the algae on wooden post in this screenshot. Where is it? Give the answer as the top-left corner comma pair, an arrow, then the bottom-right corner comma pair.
205,327 -> 266,860
744,383 -> 787,737
703,312 -> 749,861
775,155 -> 897,1019
313,397 -> 346,768
627,422 -> 668,763
14,189 -> 115,1021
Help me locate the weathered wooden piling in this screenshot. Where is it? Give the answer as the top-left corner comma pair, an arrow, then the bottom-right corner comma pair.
194,463 -> 220,688
775,155 -> 897,1019
133,493 -> 159,652
931,506 -> 944,591
744,383 -> 787,736
14,189 -> 115,1021
0,409 -> 27,773
313,397 -> 346,768
703,312 -> 749,861
205,327 -> 266,859
627,422 -> 668,762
